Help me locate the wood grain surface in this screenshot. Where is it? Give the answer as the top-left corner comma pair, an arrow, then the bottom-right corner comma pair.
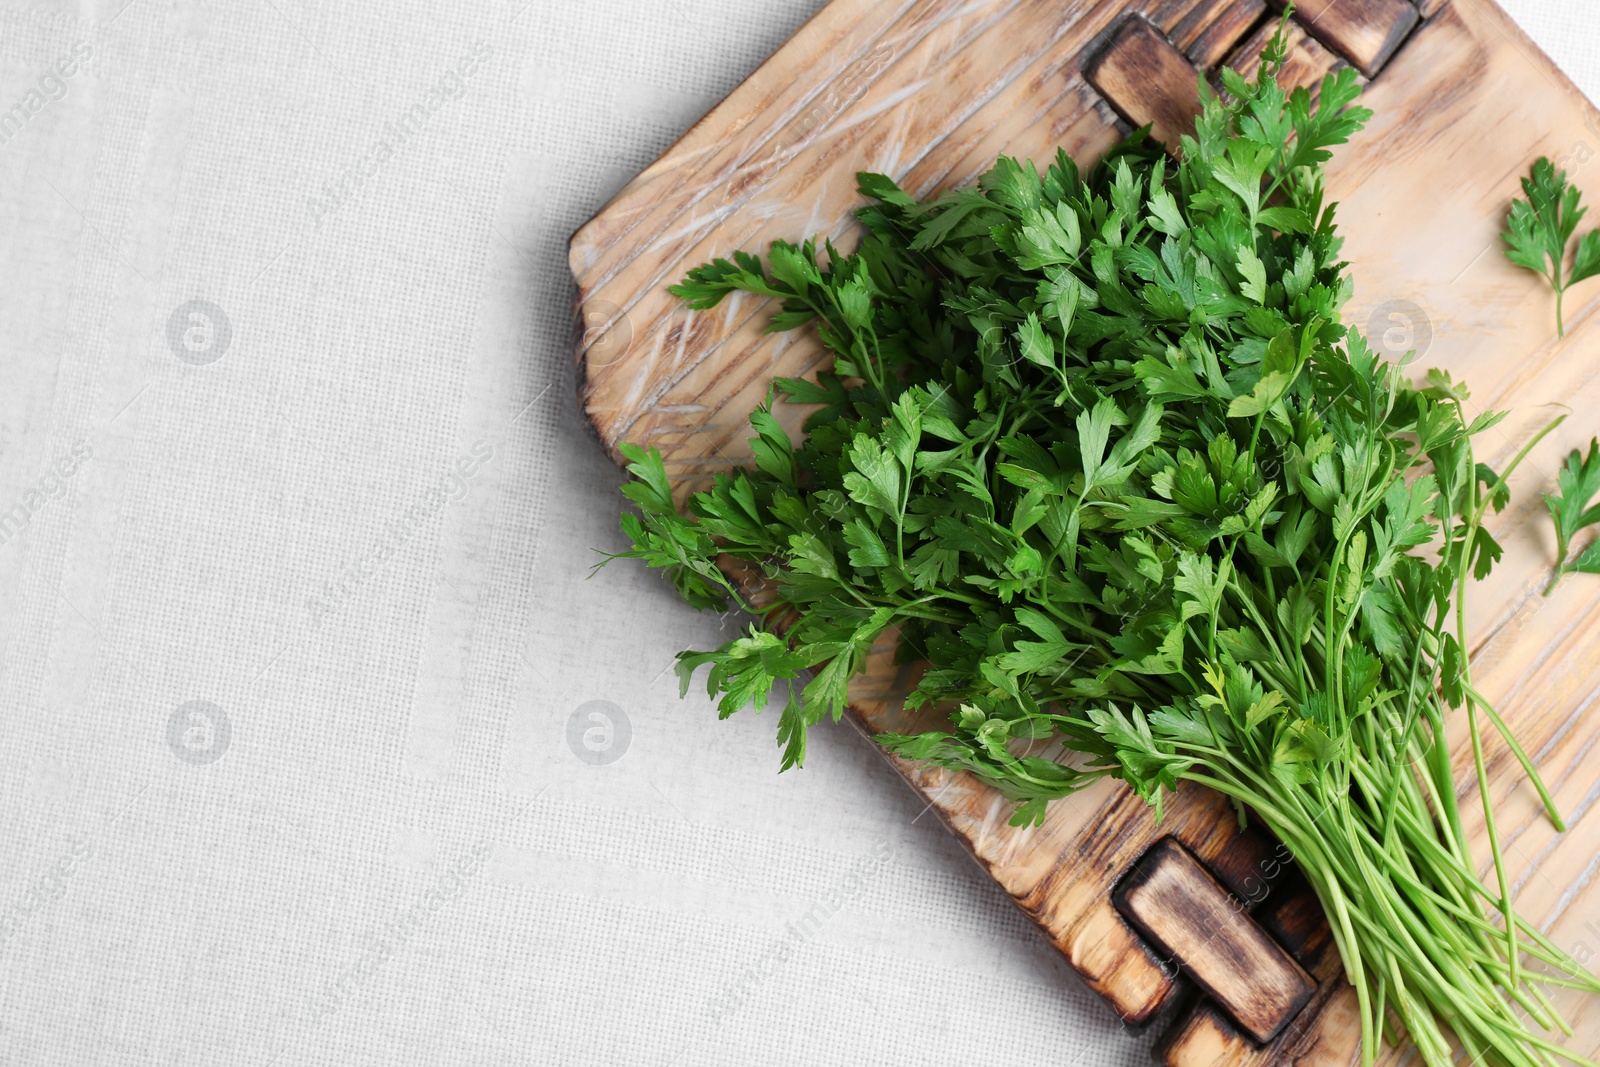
568,1 -> 1600,1064
1086,16 -> 1206,145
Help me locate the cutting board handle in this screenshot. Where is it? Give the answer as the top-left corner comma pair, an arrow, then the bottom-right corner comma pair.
1114,838 -> 1316,1044
1086,0 -> 1427,147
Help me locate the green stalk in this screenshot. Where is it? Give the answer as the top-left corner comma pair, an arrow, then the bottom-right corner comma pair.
1465,682 -> 1568,832
1455,405 -> 1521,988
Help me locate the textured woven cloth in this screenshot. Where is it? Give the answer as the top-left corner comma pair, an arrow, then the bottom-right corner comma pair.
0,1 -> 1594,1064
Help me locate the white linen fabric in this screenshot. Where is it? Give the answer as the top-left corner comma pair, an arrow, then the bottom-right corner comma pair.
0,1 -> 1592,1064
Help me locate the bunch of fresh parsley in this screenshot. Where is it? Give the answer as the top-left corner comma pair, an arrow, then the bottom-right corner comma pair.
608,24 -> 1600,1067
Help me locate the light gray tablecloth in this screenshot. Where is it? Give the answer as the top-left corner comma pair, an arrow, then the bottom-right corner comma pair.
0,1 -> 1594,1064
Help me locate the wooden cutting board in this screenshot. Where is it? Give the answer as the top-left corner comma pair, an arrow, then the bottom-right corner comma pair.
568,1 -> 1600,1064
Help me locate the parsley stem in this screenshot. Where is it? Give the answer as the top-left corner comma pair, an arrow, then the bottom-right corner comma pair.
1475,414 -> 1566,528
1464,681 -> 1567,832
1454,409 -> 1520,988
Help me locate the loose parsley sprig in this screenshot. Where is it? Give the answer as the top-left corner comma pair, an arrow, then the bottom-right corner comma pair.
608,21 -> 1600,1067
1503,157 -> 1600,337
1544,438 -> 1600,591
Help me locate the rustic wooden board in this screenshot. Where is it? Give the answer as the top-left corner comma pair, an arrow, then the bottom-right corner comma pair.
569,1 -> 1600,1063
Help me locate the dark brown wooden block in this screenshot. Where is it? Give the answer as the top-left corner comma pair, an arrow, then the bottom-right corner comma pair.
1255,875 -> 1336,964
1201,825 -> 1293,907
1158,1003 -> 1250,1067
1175,0 -> 1267,68
1085,16 -> 1205,146
1158,873 -> 1352,1067
1114,838 -> 1316,1044
1271,0 -> 1420,77
1226,13 -> 1346,94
